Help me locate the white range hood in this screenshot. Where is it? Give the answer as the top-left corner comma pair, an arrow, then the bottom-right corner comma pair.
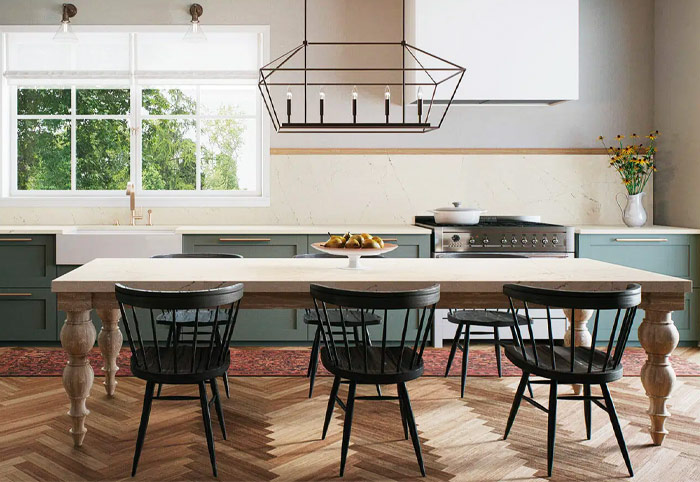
411,0 -> 579,105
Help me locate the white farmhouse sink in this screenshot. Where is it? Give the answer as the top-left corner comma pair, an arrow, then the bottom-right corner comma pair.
56,226 -> 182,265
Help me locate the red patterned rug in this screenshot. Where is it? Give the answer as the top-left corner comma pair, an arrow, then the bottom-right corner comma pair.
1,346 -> 699,377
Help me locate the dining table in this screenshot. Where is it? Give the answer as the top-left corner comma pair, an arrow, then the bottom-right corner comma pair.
51,256 -> 691,449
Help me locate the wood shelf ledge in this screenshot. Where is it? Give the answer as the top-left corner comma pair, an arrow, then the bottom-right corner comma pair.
270,148 -> 608,156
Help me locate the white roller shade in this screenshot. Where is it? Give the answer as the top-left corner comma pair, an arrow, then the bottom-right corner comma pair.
5,32 -> 131,79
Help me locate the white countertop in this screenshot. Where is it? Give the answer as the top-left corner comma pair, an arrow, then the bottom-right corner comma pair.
0,224 -> 431,235
576,225 -> 700,235
174,225 -> 431,235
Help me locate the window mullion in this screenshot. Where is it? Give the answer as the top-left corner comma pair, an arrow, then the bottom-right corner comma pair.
70,86 -> 76,191
195,86 -> 201,191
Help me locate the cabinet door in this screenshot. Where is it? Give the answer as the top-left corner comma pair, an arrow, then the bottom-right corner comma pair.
308,234 -> 431,342
0,235 -> 56,288
183,235 -> 308,342
576,234 -> 698,343
0,289 -> 57,341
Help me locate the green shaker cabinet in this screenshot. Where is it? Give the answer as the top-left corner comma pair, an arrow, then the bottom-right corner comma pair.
576,233 -> 698,343
0,235 -> 57,341
183,234 -> 309,342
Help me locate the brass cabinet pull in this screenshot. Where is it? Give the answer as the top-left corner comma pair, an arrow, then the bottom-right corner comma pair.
382,238 -> 398,242
219,238 -> 271,242
0,293 -> 32,297
614,238 -> 668,243
0,238 -> 32,242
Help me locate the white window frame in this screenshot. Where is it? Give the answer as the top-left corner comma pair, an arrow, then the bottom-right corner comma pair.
0,25 -> 270,207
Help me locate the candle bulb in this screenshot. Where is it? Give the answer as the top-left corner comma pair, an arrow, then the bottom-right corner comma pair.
319,87 -> 325,124
417,87 -> 423,123
286,87 -> 292,123
352,85 -> 358,124
384,85 -> 391,124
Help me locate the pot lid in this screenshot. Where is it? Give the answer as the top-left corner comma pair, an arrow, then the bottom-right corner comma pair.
434,202 -> 483,212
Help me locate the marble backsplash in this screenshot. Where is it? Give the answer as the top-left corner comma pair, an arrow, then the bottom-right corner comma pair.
0,154 -> 645,226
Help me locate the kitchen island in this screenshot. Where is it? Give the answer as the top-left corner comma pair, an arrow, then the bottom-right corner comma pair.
52,257 -> 690,448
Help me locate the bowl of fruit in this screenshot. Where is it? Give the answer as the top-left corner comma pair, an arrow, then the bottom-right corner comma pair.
311,232 -> 398,269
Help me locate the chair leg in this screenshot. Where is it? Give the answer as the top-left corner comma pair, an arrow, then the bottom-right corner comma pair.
198,382 -> 218,477
307,327 -> 320,377
308,327 -> 321,398
493,326 -> 502,377
547,381 -> 558,477
222,372 -> 230,399
323,375 -> 341,439
132,381 -> 155,477
157,327 -> 175,398
398,382 -> 426,477
584,384 -> 592,440
210,379 -> 227,440
398,391 -> 409,440
460,326 -> 471,398
503,373 -> 529,440
339,382 -> 357,477
601,383 -> 634,477
445,323 -> 464,377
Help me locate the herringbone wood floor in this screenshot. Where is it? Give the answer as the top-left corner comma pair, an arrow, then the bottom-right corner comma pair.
2,347 -> 700,481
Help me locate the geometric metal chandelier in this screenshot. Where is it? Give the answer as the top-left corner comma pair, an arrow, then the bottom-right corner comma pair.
258,0 -> 465,133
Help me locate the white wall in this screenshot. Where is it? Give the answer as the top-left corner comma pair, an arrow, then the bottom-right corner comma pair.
653,0 -> 700,228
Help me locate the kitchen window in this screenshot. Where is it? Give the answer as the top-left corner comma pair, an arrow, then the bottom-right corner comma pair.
0,26 -> 270,206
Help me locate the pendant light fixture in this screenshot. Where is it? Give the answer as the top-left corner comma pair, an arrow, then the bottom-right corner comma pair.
258,0 -> 465,133
53,3 -> 78,43
184,4 -> 207,42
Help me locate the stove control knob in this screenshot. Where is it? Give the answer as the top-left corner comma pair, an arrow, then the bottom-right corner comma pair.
468,238 -> 476,245
531,237 -> 538,245
482,237 -> 490,245
521,237 -> 528,245
552,236 -> 560,245
501,237 -> 508,245
511,237 -> 518,245
542,237 -> 549,245
451,235 -> 461,243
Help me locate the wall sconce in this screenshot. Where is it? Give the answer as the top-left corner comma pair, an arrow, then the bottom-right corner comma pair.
184,4 -> 206,42
54,3 -> 78,42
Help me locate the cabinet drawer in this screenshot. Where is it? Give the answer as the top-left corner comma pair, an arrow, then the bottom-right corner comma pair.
0,235 -> 56,287
576,234 -> 696,281
183,234 -> 308,259
0,289 -> 57,341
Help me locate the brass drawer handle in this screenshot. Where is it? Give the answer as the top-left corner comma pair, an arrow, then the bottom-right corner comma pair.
0,293 -> 32,297
219,238 -> 271,242
614,238 -> 668,243
0,238 -> 32,242
383,238 -> 398,242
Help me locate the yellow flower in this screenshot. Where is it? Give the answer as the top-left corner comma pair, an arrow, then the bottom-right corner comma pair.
631,133 -> 638,138
598,135 -> 604,141
616,134 -> 625,141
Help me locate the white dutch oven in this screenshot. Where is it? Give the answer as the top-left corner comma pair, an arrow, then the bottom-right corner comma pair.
431,202 -> 485,225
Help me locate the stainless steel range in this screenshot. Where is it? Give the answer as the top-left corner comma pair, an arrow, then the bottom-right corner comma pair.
415,215 -> 574,258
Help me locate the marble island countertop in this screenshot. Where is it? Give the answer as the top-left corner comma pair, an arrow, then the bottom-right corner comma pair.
0,224 -> 431,235
575,225 -> 700,235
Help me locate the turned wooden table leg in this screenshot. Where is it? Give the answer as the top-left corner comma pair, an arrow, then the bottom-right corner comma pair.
60,310 -> 96,447
638,308 -> 679,446
563,309 -> 594,395
96,309 -> 122,397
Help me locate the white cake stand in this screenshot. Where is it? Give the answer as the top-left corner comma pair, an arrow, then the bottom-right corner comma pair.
310,242 -> 398,269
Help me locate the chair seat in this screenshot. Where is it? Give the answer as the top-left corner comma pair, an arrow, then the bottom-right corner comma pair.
504,344 -> 623,384
304,309 -> 382,327
130,346 -> 230,384
155,309 -> 226,327
447,310 -> 529,327
321,346 -> 424,384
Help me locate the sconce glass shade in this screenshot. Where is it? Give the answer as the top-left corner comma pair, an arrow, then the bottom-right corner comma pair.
184,21 -> 207,42
53,21 -> 78,43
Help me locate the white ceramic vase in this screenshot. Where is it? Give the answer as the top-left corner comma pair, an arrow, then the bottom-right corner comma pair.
616,192 -> 647,227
